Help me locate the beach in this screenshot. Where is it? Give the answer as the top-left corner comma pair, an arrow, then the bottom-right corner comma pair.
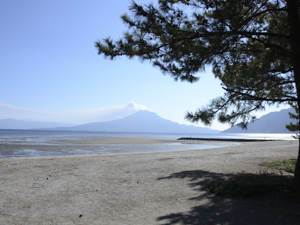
1,138 -> 300,224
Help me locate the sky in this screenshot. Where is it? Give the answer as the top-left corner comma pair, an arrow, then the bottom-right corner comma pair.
0,0 -> 290,131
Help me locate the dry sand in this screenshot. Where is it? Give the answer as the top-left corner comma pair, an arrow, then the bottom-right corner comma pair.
1,138 -> 300,224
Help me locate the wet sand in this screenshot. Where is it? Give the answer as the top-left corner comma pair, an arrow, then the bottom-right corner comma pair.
0,138 -> 300,224
0,136 -> 240,157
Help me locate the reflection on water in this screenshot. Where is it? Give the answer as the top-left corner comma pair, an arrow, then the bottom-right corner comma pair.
0,129 -> 295,158
0,141 -> 239,158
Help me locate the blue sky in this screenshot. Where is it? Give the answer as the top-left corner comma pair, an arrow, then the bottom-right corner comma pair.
0,0 -> 289,130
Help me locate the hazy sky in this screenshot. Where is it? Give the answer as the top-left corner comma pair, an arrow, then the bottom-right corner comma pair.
0,0 -> 289,130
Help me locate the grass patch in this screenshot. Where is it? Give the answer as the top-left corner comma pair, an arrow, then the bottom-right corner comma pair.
260,159 -> 296,174
204,172 -> 293,197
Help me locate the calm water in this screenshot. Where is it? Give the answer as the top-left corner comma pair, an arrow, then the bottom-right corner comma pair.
0,129 -> 295,158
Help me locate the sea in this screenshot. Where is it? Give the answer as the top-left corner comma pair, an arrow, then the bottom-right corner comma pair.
0,129 -> 296,158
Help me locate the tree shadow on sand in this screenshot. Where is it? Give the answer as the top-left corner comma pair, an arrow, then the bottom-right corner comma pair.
157,170 -> 300,225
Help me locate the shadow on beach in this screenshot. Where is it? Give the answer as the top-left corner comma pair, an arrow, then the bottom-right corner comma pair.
157,170 -> 300,225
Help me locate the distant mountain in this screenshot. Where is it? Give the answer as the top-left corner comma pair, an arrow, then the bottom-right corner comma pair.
0,118 -> 72,130
223,108 -> 297,133
54,110 -> 219,133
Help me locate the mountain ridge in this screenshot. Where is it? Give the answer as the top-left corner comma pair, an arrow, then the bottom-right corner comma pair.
54,110 -> 219,133
2,108 -> 295,133
0,110 -> 219,133
222,108 -> 297,133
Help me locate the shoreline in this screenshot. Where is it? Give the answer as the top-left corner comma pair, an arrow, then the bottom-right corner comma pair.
178,137 -> 281,142
1,140 -> 300,224
0,136 -> 245,158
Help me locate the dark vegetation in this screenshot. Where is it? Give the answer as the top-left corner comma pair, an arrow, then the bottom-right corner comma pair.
260,159 -> 297,174
205,159 -> 296,197
204,172 -> 293,197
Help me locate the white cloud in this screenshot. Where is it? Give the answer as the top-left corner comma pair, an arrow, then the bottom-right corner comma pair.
0,101 -> 150,124
0,102 -> 52,114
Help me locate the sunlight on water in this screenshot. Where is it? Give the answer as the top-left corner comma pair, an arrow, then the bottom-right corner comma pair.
0,129 -> 296,158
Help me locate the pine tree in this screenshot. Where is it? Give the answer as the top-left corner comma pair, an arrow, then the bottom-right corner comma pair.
286,102 -> 300,139
95,0 -> 300,191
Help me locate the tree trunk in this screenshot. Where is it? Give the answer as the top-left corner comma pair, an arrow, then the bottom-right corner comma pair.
294,121 -> 300,192
287,0 -> 300,192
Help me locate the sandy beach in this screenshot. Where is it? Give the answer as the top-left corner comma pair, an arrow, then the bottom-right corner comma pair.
1,138 -> 300,224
